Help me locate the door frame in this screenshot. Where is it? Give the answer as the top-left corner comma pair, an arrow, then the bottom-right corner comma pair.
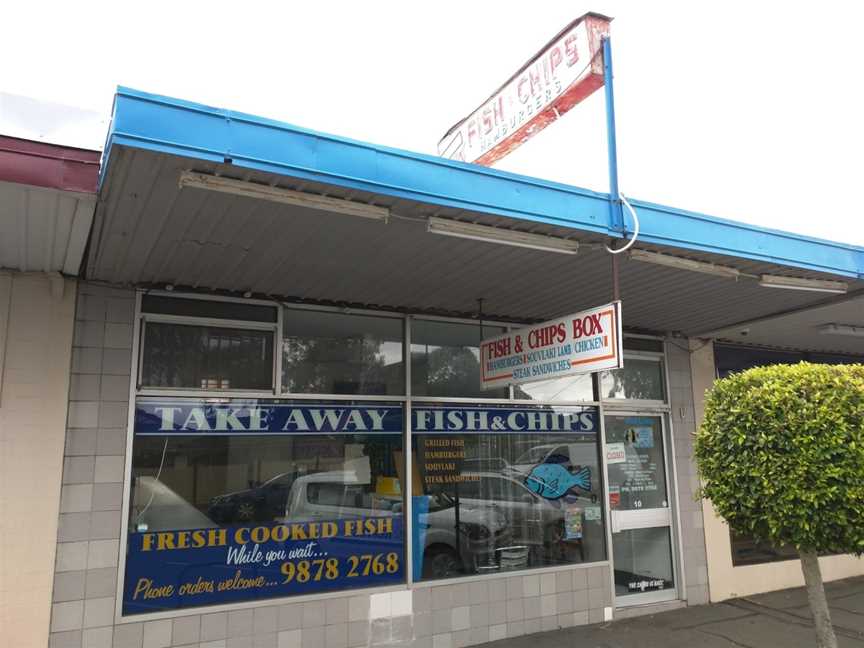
601,409 -> 682,608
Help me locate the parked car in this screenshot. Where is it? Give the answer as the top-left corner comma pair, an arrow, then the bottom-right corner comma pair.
281,471 -> 511,579
510,442 -> 599,482
208,470 -> 301,523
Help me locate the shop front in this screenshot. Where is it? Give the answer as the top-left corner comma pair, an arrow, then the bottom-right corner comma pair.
29,87 -> 863,648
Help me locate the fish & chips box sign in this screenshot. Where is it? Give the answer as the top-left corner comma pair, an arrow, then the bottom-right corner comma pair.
480,300 -> 623,390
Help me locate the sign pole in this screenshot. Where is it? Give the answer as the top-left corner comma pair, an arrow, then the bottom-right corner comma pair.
602,36 -> 623,301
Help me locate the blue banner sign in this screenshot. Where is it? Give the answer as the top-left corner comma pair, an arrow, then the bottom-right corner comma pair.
134,401 -> 598,436
123,517 -> 403,614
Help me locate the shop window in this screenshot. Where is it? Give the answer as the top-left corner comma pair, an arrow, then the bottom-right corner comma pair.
123,399 -> 405,614
141,323 -> 274,391
410,404 -> 606,582
282,309 -> 404,395
411,319 -> 508,399
600,357 -> 665,401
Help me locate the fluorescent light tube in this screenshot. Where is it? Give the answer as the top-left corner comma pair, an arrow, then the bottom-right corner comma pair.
629,249 -> 740,278
427,217 -> 579,255
817,323 -> 864,337
178,171 -> 389,222
759,274 -> 847,294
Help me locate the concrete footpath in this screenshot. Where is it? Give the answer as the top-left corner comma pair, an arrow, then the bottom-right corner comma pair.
482,576 -> 864,648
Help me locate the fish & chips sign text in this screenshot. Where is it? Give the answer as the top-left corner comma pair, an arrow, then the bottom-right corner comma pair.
480,301 -> 622,389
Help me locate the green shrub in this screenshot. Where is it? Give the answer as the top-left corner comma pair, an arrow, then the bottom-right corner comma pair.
695,362 -> 864,554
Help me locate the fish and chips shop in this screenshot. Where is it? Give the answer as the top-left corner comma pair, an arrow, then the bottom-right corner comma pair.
1,83 -> 863,648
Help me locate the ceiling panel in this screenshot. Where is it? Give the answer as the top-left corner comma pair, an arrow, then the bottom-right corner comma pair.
86,147 -> 864,338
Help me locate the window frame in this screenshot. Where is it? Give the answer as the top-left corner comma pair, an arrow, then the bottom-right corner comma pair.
137,290 -> 282,397
119,289 -> 648,623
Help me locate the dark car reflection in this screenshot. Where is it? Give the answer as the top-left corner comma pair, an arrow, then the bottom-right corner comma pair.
208,470 -> 301,523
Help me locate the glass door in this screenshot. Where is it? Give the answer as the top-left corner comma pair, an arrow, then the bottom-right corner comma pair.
605,414 -> 678,605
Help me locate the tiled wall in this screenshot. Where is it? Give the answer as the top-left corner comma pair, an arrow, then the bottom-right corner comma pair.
666,339 -> 709,606
51,283 -> 134,648
49,282 -> 613,648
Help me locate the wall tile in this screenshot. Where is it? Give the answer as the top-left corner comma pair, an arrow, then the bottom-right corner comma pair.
142,619 -> 172,648
539,573 -> 556,596
70,374 -> 101,401
66,428 -> 98,456
102,348 -> 132,376
96,427 -> 126,456
106,298 -> 134,324
68,402 -> 99,429
488,600 -> 506,625
99,376 -> 129,402
85,568 -> 117,599
572,568 -> 588,591
112,621 -> 143,648
56,541 -> 89,572
228,609 -> 254,637
89,510 -> 121,540
82,626 -> 113,648
172,615 -> 201,645
489,623 -> 507,641
468,603 -> 487,628
104,323 -> 133,349
58,512 -> 92,542
51,600 -> 85,632
277,629 -> 301,648
72,347 -> 103,374
53,570 -> 86,602
201,613 -> 228,641
98,401 -> 127,428
93,455 -> 124,483
325,598 -> 348,625
86,540 -> 119,569
277,603 -> 302,630
49,629 -> 82,648
82,597 -> 114,629
73,321 -> 105,348
301,600 -> 325,627
505,598 -> 523,622
506,577 -> 522,600
432,609 -> 451,634
522,574 -> 539,598
253,607 -> 278,635
91,483 -> 123,511
61,484 -> 94,513
325,623 -> 347,648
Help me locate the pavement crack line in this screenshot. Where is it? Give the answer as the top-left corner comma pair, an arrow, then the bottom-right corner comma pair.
726,599 -> 864,640
695,627 -> 760,648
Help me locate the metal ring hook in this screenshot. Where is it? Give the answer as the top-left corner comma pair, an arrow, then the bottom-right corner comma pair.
605,192 -> 640,254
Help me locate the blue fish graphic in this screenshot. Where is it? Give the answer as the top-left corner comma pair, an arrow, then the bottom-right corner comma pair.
524,463 -> 591,500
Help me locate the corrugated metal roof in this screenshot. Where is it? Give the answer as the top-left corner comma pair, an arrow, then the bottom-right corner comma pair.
0,180 -> 95,274
86,146 -> 864,334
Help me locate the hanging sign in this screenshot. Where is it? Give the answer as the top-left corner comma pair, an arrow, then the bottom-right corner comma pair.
437,12 -> 611,166
480,301 -> 622,390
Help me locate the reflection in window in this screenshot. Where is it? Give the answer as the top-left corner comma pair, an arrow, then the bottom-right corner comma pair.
126,400 -> 405,613
411,405 -> 605,582
282,309 -> 404,395
141,323 -> 274,390
514,374 -> 595,402
411,320 -> 508,399
600,358 -> 665,401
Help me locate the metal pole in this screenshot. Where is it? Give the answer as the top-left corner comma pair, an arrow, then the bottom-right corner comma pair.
602,36 -> 623,233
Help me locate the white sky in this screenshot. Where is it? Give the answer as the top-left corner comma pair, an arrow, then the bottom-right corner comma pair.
3,1 -> 862,245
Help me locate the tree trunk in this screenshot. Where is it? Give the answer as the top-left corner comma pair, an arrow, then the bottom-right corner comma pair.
799,550 -> 838,648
